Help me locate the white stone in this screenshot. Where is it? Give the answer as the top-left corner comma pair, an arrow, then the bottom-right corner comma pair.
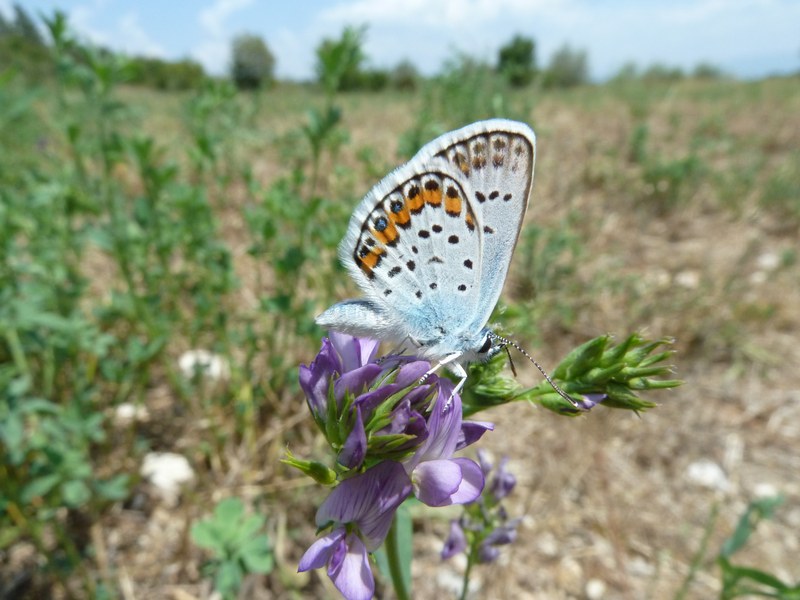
178,349 -> 230,381
674,270 -> 700,289
756,252 -> 780,271
686,459 -> 731,492
141,452 -> 195,505
754,482 -> 779,498
586,578 -> 607,599
113,402 -> 149,425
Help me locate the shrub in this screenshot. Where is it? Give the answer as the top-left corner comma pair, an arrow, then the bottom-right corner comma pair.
543,44 -> 589,88
497,34 -> 536,87
231,34 -> 275,90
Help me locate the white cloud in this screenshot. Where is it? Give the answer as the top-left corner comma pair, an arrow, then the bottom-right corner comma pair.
192,0 -> 256,74
68,3 -> 110,46
65,4 -> 164,58
117,12 -> 165,57
320,0 -> 556,29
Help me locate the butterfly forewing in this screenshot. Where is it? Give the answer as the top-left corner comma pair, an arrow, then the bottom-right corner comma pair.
342,168 -> 482,343
430,122 -> 535,333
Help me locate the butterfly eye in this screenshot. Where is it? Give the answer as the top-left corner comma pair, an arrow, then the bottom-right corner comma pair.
478,336 -> 492,354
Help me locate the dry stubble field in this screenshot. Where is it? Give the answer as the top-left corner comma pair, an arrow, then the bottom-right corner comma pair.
5,75 -> 800,599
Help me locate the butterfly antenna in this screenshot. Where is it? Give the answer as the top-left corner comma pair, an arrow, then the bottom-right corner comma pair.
504,345 -> 517,377
490,333 -> 585,411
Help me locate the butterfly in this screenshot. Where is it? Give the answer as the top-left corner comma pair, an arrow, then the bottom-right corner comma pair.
317,119 -> 580,408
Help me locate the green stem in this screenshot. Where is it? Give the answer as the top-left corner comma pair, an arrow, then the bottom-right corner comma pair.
674,502 -> 719,600
385,517 -> 411,600
4,327 -> 31,381
459,551 -> 475,600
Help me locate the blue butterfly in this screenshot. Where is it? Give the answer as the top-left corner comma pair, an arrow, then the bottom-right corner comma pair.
317,119 -> 578,407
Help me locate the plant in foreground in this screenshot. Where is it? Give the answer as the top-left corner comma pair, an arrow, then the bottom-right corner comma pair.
191,497 -> 274,600
442,450 -> 522,600
289,331 -> 679,599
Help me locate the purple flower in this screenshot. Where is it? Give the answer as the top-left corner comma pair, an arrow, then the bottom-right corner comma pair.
297,334 -> 497,597
405,379 -> 485,507
488,456 -> 516,501
576,393 -> 607,410
299,461 -> 413,600
477,520 -> 521,563
441,519 -> 467,560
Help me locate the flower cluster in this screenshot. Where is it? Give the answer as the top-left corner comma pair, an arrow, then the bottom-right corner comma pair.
442,450 -> 521,567
291,333 -> 493,600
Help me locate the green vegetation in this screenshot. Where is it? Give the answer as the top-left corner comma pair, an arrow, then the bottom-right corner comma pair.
1,8 -> 798,599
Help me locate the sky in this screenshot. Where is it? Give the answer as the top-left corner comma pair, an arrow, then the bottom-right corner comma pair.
4,0 -> 799,81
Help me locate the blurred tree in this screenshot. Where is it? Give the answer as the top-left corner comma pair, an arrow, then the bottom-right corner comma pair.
231,34 -> 275,90
497,34 -> 536,87
692,62 -> 725,79
0,4 -> 51,80
315,25 -> 366,94
544,44 -> 589,88
130,56 -> 207,90
642,63 -> 684,81
11,3 -> 45,46
391,59 -> 419,91
611,61 -> 638,83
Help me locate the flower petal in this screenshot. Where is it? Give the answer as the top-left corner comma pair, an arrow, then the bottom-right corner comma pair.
328,533 -> 374,600
330,332 -> 379,372
447,457 -> 484,505
457,421 -> 494,451
393,360 -> 431,387
334,364 -> 384,405
316,461 -> 412,550
441,519 -> 467,559
299,338 -> 341,416
298,528 -> 344,572
339,407 -> 366,469
407,381 -> 462,470
412,459 -> 463,507
488,456 -> 516,500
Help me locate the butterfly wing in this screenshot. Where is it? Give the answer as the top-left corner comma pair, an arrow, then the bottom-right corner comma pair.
420,119 -> 536,335
318,161 -> 483,345
316,119 -> 535,348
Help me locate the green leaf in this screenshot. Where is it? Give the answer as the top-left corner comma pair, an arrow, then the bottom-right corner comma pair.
94,474 -> 130,501
191,520 -> 223,553
240,535 -> 274,574
720,495 -> 784,558
21,474 -> 61,503
62,479 -> 91,507
379,503 -> 413,600
215,560 -> 243,596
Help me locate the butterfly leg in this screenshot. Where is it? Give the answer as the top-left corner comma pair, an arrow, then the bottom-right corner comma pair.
418,352 -> 463,384
447,363 -> 469,408
419,354 -> 468,409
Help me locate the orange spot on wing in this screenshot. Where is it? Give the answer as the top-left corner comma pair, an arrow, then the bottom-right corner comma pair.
389,205 -> 411,227
406,192 -> 424,213
465,212 -> 475,231
422,187 -> 442,207
445,193 -> 462,216
371,220 -> 399,245
358,247 -> 384,277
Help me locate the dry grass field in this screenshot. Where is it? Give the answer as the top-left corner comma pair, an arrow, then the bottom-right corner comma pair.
2,67 -> 799,599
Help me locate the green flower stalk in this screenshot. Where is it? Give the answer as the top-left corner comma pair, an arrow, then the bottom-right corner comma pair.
462,333 -> 682,417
